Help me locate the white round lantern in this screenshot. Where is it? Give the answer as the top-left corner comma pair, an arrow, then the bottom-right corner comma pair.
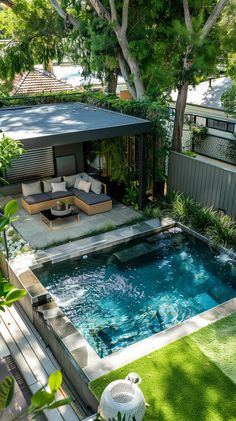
100,379 -> 146,421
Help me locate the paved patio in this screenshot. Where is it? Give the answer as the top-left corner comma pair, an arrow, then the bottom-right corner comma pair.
11,198 -> 142,249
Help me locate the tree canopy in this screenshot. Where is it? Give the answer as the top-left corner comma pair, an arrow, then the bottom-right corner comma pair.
0,0 -> 65,81
0,0 -> 234,148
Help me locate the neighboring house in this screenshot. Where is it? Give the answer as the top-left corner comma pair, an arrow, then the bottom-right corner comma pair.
11,69 -> 76,96
171,77 -> 236,165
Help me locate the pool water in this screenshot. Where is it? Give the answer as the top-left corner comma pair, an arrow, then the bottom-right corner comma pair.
34,230 -> 236,358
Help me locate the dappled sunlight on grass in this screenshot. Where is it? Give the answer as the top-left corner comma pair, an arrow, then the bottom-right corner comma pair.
90,320 -> 236,421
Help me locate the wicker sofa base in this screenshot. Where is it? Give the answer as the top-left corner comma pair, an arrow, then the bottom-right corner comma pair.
21,196 -> 112,216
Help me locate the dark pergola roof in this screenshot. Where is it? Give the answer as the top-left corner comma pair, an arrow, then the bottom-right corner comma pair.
0,102 -> 152,149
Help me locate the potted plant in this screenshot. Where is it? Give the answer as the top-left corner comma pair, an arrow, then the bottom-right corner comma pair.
56,200 -> 69,211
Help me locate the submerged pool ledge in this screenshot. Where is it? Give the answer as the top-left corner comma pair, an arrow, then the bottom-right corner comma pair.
31,217 -> 175,268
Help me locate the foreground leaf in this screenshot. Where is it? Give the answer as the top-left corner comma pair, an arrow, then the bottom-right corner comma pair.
4,200 -> 18,218
30,390 -> 54,409
0,376 -> 14,409
5,288 -> 27,305
48,371 -> 62,393
47,397 -> 72,410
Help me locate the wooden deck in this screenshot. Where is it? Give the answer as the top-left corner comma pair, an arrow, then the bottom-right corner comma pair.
0,304 -> 90,421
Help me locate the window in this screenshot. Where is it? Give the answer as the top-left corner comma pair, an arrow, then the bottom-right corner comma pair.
206,118 -> 235,133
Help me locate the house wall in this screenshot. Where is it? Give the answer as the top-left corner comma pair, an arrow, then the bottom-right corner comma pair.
168,151 -> 236,218
170,103 -> 236,165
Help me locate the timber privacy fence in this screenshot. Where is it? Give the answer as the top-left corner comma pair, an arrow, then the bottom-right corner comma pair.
168,151 -> 236,219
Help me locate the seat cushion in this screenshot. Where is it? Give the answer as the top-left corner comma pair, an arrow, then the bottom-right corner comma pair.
46,191 -> 73,200
23,193 -> 50,205
71,188 -> 111,205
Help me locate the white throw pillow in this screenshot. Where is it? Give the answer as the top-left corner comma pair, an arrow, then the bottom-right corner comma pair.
78,179 -> 91,193
73,175 -> 82,189
51,182 -> 67,193
42,177 -> 61,192
89,176 -> 102,195
22,181 -> 42,197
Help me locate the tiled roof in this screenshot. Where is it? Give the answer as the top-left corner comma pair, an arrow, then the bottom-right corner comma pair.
11,69 -> 76,96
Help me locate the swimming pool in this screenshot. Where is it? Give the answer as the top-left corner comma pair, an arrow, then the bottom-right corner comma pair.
34,229 -> 236,358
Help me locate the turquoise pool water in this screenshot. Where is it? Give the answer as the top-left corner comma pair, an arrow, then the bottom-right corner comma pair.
34,230 -> 236,358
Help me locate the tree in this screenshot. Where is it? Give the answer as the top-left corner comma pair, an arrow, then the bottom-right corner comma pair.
49,0 -> 231,145
0,0 -> 65,83
49,0 -> 148,99
219,0 -> 236,117
172,0 -> 230,152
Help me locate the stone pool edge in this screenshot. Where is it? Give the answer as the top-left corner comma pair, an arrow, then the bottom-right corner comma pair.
2,218 -> 174,412
2,218 -> 236,409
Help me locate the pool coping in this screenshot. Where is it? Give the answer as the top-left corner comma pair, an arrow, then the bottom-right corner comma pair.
5,218 -> 236,401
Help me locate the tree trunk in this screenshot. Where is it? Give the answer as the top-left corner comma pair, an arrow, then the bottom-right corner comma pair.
172,81 -> 189,152
107,69 -> 119,94
44,59 -> 54,74
116,28 -> 145,99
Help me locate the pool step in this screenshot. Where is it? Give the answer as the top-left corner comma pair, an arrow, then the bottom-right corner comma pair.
113,243 -> 152,263
113,235 -> 184,263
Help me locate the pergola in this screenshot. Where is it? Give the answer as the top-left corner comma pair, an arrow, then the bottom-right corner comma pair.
0,101 -> 152,208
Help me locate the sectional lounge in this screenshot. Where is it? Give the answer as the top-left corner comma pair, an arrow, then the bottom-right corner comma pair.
21,173 -> 112,216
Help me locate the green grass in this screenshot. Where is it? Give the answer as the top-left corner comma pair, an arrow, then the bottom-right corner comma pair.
90,314 -> 236,421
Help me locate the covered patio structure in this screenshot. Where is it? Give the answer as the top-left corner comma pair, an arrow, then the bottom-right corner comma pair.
0,101 -> 152,209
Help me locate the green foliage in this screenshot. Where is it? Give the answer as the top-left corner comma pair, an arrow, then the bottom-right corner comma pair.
221,83 -> 236,117
123,185 -> 139,209
207,214 -> 236,247
190,206 -> 215,231
191,125 -> 207,148
0,370 -> 71,420
182,150 -> 197,158
90,138 -> 130,184
0,376 -> 14,410
48,370 -> 62,394
0,199 -> 19,231
0,0 -> 65,82
143,204 -> 161,219
0,199 -> 27,312
0,134 -> 24,184
169,192 -> 236,248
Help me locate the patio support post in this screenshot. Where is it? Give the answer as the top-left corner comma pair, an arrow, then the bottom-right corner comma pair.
138,133 -> 147,210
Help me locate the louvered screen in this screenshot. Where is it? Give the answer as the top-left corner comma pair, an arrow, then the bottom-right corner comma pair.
5,147 -> 55,183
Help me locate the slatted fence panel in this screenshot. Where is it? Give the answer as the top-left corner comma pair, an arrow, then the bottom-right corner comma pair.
5,147 -> 54,182
168,151 -> 236,218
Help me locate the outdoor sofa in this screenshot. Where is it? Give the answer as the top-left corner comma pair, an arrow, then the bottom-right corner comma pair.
21,173 -> 112,216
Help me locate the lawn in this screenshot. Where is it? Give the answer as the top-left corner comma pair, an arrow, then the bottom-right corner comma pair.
90,313 -> 236,421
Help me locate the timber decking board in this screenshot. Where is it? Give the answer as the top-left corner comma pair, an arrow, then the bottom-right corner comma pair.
0,305 -> 84,421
